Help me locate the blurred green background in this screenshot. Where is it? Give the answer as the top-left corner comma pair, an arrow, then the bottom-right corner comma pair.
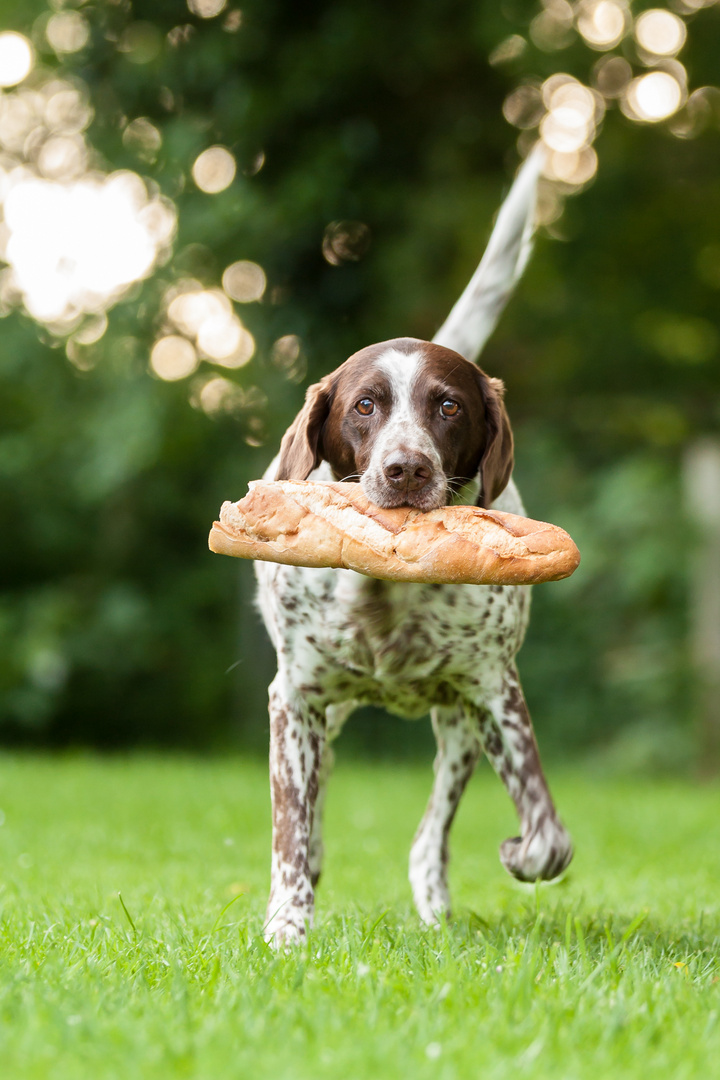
0,0 -> 719,767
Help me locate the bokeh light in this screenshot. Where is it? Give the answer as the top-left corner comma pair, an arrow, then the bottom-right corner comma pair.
244,149 -> 265,176
489,35 -> 527,66
540,107 -> 590,152
543,75 -> 599,117
592,55 -> 633,98
187,0 -> 228,17
322,220 -> 371,265
167,285 -> 230,337
500,1 -> 719,210
576,0 -> 630,50
43,82 -> 94,134
192,146 -> 236,193
214,328 -> 255,368
64,344 -> 93,371
193,375 -> 244,416
2,171 -> 176,327
196,314 -> 244,363
73,313 -> 108,346
623,71 -> 685,122
674,0 -> 718,13
222,260 -> 267,302
670,86 -> 720,138
540,76 -> 602,154
529,1 -> 575,52
150,336 -> 199,381
505,72 -> 604,194
123,117 -> 163,162
37,135 -> 88,181
0,31 -> 33,87
271,334 -> 306,382
272,334 -> 301,366
0,67 -> 174,331
635,10 -> 687,58
223,11 -> 243,32
164,283 -> 255,369
503,84 -> 545,129
545,146 -> 599,185
46,12 -> 90,55
190,376 -> 266,421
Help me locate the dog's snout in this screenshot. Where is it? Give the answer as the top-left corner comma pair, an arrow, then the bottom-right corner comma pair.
382,451 -> 434,492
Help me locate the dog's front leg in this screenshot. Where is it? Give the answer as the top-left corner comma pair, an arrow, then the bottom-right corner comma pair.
265,672 -> 325,948
478,665 -> 573,882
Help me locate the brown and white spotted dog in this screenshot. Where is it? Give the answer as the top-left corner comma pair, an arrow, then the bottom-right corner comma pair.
255,149 -> 573,947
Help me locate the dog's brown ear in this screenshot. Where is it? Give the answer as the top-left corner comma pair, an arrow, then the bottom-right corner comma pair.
476,374 -> 514,508
275,375 -> 336,480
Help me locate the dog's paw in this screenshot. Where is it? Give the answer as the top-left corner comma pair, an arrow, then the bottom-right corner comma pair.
409,853 -> 451,925
264,917 -> 307,949
499,822 -> 573,883
412,884 -> 451,926
264,900 -> 312,949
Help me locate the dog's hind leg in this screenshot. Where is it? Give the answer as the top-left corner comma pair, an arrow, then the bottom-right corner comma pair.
477,665 -> 573,882
409,706 -> 481,925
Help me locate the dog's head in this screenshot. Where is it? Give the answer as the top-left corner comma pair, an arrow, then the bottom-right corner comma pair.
275,337 -> 513,510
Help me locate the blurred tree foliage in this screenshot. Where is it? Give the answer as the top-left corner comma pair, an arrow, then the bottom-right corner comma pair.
1,0 -> 719,761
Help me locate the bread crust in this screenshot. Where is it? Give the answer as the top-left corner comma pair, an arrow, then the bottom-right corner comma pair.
208,480 -> 580,585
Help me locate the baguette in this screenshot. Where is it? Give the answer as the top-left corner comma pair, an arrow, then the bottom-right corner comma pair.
208,480 -> 580,586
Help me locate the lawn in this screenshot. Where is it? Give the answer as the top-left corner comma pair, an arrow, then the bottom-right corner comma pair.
0,752 -> 718,1080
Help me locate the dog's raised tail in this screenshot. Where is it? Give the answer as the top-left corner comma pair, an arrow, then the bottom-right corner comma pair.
433,144 -> 544,364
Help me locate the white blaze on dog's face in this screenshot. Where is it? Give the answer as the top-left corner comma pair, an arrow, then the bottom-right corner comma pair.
358,345 -> 446,511
275,337 -> 514,510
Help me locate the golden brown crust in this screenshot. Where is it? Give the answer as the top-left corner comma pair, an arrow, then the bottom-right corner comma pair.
208,480 -> 580,585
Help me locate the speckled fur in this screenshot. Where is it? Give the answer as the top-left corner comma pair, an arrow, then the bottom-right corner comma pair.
257,340 -> 572,948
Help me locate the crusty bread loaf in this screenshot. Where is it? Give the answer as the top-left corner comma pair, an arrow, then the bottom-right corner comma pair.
208,480 -> 580,586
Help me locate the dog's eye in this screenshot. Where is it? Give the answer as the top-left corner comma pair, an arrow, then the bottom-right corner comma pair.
440,399 -> 460,417
355,398 -> 375,416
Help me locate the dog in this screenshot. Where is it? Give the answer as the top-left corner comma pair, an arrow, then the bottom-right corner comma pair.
255,148 -> 573,946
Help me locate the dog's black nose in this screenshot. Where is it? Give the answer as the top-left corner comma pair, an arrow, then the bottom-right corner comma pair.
382,451 -> 433,492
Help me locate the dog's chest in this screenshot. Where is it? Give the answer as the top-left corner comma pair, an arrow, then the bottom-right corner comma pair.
264,563 -> 530,715
343,575 -> 526,672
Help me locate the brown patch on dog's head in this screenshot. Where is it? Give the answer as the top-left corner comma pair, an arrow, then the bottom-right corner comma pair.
275,337 -> 513,507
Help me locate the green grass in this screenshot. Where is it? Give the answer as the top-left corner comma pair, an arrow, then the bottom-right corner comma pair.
0,752 -> 718,1079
